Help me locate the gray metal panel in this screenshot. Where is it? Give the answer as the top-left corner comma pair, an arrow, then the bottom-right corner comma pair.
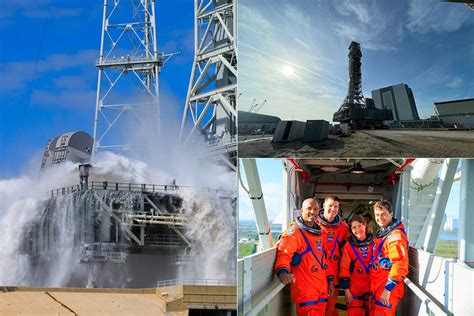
303,120 -> 329,142
272,121 -> 305,142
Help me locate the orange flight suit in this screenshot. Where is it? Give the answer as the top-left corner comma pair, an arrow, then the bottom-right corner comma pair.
316,213 -> 349,316
340,234 -> 374,316
275,217 -> 334,316
369,219 -> 408,316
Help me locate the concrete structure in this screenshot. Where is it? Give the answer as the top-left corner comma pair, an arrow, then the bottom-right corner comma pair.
0,284 -> 236,315
434,98 -> 474,129
272,121 -> 306,142
238,111 -> 281,135
372,83 -> 420,122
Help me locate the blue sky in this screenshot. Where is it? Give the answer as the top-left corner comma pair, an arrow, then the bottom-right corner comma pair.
239,158 -> 462,222
239,159 -> 284,222
238,0 -> 474,122
0,1 -> 194,178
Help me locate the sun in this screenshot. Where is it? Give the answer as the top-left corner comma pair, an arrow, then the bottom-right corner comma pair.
281,64 -> 295,77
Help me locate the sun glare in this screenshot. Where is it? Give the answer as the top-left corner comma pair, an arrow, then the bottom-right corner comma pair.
281,64 -> 294,77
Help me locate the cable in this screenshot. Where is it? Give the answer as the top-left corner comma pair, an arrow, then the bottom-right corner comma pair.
10,0 -> 54,173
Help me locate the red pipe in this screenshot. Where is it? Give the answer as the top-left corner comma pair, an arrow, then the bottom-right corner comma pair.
386,158 -> 416,184
288,158 -> 309,182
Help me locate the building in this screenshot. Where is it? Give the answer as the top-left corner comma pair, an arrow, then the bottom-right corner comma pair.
434,98 -> 474,129
238,111 -> 281,135
444,218 -> 459,231
372,83 -> 420,122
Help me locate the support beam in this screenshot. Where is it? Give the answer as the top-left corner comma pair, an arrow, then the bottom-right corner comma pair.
282,160 -> 290,232
400,165 -> 412,238
241,159 -> 274,251
418,159 -> 458,252
459,159 -> 474,267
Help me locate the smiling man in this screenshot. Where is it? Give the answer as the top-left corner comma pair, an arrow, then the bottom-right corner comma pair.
316,195 -> 349,316
275,198 -> 334,316
370,200 -> 409,316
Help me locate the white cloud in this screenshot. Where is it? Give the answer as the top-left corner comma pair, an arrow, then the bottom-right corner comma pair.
23,7 -> 82,18
0,50 -> 98,93
407,0 -> 471,34
331,0 -> 404,51
239,181 -> 284,222
447,77 -> 463,89
31,89 -> 96,109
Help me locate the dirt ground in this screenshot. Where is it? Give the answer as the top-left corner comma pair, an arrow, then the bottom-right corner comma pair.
238,129 -> 474,158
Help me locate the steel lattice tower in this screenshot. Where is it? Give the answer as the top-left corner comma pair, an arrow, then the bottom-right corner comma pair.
339,41 -> 365,112
179,0 -> 237,170
93,0 -> 163,154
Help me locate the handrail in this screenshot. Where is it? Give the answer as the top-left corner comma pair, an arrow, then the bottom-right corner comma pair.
157,278 -> 236,288
404,278 -> 453,316
49,181 -> 235,198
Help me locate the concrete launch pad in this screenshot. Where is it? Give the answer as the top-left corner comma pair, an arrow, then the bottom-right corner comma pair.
238,129 -> 474,158
0,284 -> 236,315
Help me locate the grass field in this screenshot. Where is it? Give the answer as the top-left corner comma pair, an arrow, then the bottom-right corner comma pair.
435,240 -> 458,258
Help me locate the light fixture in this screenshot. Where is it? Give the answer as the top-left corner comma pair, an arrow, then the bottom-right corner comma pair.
350,162 -> 366,174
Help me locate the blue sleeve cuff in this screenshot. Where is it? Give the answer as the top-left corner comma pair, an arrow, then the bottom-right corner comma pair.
276,267 -> 289,277
327,275 -> 334,282
385,278 -> 398,291
340,277 -> 350,289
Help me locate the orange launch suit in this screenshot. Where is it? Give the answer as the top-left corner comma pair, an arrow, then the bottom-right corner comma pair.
316,212 -> 349,316
275,218 -> 334,316
340,234 -> 374,316
369,220 -> 408,316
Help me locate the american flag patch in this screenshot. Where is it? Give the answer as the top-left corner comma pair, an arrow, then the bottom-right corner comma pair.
388,232 -> 401,242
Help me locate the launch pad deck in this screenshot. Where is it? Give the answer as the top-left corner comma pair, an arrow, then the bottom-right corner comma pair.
0,283 -> 236,315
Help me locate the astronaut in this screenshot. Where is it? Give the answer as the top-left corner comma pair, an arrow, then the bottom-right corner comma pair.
369,200 -> 409,316
340,215 -> 374,316
316,195 -> 350,316
275,198 -> 334,316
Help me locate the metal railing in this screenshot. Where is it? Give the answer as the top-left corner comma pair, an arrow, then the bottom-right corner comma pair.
145,234 -> 182,246
49,181 -> 235,198
157,278 -> 236,288
96,55 -> 161,66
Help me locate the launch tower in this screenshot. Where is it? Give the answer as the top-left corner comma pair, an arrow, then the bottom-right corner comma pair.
93,0 -> 164,154
179,0 -> 237,170
333,41 -> 392,128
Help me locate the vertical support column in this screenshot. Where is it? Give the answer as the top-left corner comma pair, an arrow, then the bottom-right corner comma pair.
241,159 -> 274,251
282,160 -> 289,232
459,159 -> 474,267
400,165 -> 411,239
242,256 -> 253,315
421,159 -> 458,253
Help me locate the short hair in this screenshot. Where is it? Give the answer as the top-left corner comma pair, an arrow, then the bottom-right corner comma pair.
324,195 -> 340,203
373,200 -> 392,213
302,197 -> 320,209
351,214 -> 371,231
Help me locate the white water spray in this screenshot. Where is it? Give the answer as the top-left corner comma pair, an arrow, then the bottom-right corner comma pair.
0,149 -> 236,287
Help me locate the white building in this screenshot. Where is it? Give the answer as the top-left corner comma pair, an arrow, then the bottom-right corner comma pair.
444,218 -> 459,231
372,83 -> 420,122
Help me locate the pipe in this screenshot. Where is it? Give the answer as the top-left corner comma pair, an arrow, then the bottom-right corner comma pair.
386,158 -> 415,184
288,158 -> 309,182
